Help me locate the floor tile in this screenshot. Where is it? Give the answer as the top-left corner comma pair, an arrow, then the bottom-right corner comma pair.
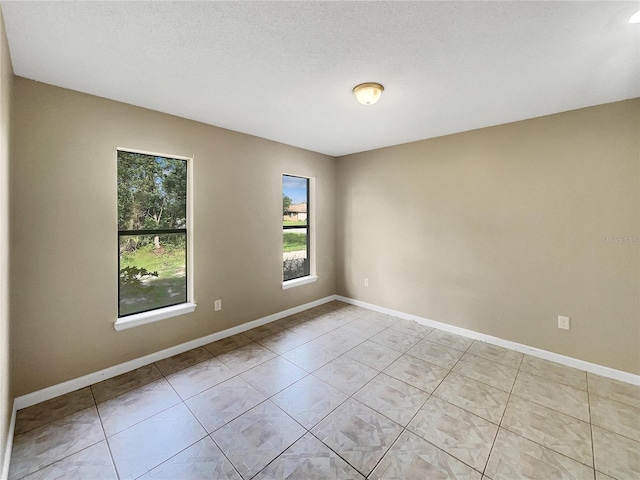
466,341 -> 523,369
185,376 -> 266,433
212,400 -> 305,479
332,319 -> 387,339
501,395 -> 593,466
369,429 -> 481,480
520,356 -> 587,391
587,373 -> 640,408
313,355 -> 379,395
311,311 -> 353,330
452,353 -> 518,392
345,340 -> 403,371
592,425 -> 640,479
20,441 -> 117,480
91,363 -> 163,403
359,312 -> 399,328
155,347 -> 214,376
282,342 -> 340,372
512,372 -> 590,422
311,330 -> 365,355
287,321 -> 334,342
329,302 -> 365,316
166,357 -> 235,400
257,329 -> 309,354
303,316 -> 342,333
331,305 -> 367,321
272,375 -> 348,429
139,436 -> 241,479
426,329 -> 473,352
388,318 -> 432,338
434,372 -> 509,424
13,302 -> 637,480
354,373 -> 430,426
14,387 -> 95,436
240,356 -> 307,397
97,378 -> 181,437
107,403 -> 207,480
296,308 -> 324,321
217,342 -> 277,374
9,406 -> 105,479
253,432 -> 364,479
203,333 -> 253,356
485,429 -> 594,479
383,354 -> 449,393
274,313 -> 306,330
590,393 -> 640,442
311,398 -> 403,476
369,328 -> 421,353
408,396 -> 498,472
243,322 -> 286,341
407,339 -> 464,369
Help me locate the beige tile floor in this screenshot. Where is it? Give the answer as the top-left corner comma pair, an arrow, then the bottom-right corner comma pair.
8,301 -> 640,479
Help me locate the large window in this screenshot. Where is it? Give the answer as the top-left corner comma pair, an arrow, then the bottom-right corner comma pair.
118,150 -> 188,317
282,175 -> 310,281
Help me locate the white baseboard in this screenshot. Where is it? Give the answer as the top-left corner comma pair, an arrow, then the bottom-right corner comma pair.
13,293 -> 639,412
336,295 -> 640,386
1,401 -> 16,480
14,295 -> 337,410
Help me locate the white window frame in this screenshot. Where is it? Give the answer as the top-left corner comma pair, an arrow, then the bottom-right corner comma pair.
114,148 -> 196,331
282,174 -> 317,289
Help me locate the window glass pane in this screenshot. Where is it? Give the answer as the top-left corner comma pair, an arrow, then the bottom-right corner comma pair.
119,233 -> 187,316
118,151 -> 187,231
283,228 -> 309,281
282,175 -> 308,226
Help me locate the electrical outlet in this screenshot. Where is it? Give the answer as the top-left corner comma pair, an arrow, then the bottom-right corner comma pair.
364,278 -> 369,287
558,315 -> 570,330
214,299 -> 222,311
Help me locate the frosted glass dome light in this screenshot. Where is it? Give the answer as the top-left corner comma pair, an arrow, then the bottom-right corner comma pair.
353,83 -> 384,105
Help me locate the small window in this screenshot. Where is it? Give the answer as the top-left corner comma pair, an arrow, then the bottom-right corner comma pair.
283,175 -> 310,281
118,150 -> 188,317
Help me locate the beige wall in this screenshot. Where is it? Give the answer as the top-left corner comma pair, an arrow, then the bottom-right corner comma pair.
10,78 -> 336,397
337,100 -> 640,375
0,7 -> 13,474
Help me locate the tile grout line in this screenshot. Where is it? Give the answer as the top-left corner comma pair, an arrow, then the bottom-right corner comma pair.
585,391 -> 640,443
413,339 -> 496,477
254,308 -> 364,477
203,308 -> 364,478
482,349 -> 524,475
492,354 -> 601,475
154,351 -> 245,478
89,385 -> 120,480
390,386 -> 492,478
269,311 -> 407,479
332,326 -> 477,477
586,375 -> 598,480
439,334 -> 605,474
9,392 -> 112,480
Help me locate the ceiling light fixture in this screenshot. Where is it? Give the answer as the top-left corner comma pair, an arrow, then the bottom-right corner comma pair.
630,10 -> 640,23
353,82 -> 384,105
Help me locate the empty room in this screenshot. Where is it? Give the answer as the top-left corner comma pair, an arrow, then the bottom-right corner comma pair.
0,1 -> 638,479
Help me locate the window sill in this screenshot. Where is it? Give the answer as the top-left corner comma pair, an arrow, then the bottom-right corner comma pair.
114,303 -> 197,331
282,275 -> 318,290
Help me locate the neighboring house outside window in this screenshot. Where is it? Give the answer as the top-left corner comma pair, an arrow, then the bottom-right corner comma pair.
117,150 -> 189,317
285,202 -> 307,222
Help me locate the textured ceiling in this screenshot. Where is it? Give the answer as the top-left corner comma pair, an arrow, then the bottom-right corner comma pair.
2,1 -> 639,156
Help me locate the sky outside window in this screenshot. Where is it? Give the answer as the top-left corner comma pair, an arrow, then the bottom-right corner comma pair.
283,175 -> 307,204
